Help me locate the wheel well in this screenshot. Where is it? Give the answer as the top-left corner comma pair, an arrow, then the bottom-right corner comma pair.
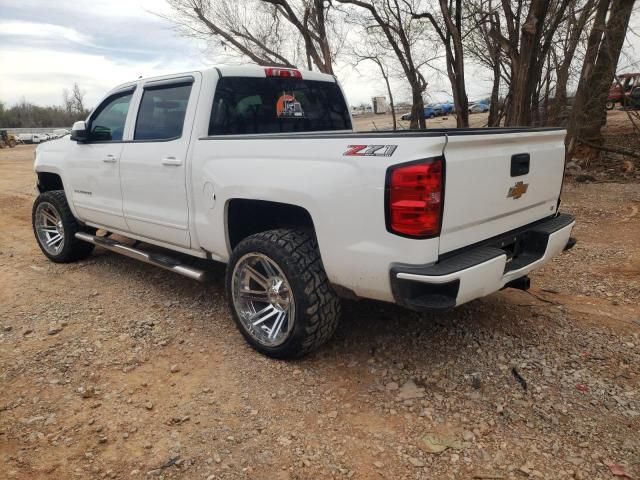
37,172 -> 63,192
227,199 -> 315,250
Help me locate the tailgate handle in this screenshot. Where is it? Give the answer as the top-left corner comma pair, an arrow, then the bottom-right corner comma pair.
511,153 -> 530,177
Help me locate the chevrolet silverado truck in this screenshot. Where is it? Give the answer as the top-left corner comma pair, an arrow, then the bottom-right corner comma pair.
32,66 -> 576,358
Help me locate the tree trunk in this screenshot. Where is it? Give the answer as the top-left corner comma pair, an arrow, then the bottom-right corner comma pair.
488,61 -> 501,126
567,0 -> 611,142
569,0 -> 634,146
550,65 -> 570,126
541,53 -> 552,126
439,0 -> 469,128
383,73 -> 397,131
504,0 -> 549,126
410,89 -> 426,129
372,57 -> 397,131
548,0 -> 597,126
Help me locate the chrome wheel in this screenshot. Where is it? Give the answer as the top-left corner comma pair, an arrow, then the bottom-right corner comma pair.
231,253 -> 295,347
34,202 -> 65,256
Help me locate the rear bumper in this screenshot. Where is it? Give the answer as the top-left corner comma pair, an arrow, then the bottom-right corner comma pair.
390,213 -> 576,311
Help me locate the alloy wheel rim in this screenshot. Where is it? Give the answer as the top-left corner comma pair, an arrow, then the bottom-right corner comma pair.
231,252 -> 295,347
35,202 -> 65,255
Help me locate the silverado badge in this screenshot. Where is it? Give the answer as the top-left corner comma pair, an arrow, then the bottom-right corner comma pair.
507,181 -> 529,199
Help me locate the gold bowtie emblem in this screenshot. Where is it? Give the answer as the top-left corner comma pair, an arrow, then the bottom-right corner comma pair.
507,181 -> 529,199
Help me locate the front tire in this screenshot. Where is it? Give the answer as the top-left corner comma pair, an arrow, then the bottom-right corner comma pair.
32,190 -> 95,263
226,229 -> 341,359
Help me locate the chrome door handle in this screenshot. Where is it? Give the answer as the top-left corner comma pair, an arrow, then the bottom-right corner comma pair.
161,156 -> 182,166
102,155 -> 118,163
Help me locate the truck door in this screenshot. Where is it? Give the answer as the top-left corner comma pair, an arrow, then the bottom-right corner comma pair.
119,75 -> 200,248
67,87 -> 135,231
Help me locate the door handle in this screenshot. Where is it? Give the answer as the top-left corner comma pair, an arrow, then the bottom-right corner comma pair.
102,155 -> 118,163
510,153 -> 530,177
161,156 -> 182,166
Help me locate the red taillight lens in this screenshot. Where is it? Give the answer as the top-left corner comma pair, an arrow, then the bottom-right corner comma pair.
386,158 -> 443,238
264,67 -> 302,79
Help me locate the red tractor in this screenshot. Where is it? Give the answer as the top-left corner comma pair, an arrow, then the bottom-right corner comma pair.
606,72 -> 640,109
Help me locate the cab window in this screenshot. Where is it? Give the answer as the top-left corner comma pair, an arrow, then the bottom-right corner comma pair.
209,77 -> 351,135
134,83 -> 192,141
89,91 -> 133,142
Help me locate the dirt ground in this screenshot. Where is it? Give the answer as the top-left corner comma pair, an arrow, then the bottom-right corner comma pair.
0,140 -> 638,480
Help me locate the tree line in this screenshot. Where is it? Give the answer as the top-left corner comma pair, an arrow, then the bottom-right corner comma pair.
0,83 -> 90,129
164,0 -> 637,155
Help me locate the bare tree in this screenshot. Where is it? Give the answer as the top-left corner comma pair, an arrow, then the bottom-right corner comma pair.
262,0 -> 338,73
488,1 -> 546,125
467,0 -> 573,126
465,0 -> 509,126
71,83 -> 85,114
62,83 -> 86,116
568,0 -> 636,150
352,48 -> 398,130
547,0 -> 598,125
337,0 -> 436,129
411,0 -> 470,127
164,0 -> 343,73
62,89 -> 74,114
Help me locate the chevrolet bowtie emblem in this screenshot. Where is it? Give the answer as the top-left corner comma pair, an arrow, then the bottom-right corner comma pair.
507,181 -> 529,199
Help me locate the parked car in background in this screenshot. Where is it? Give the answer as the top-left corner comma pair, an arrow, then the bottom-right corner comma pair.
400,103 -> 454,120
21,133 -> 51,144
437,103 -> 454,115
53,129 -> 71,138
424,105 -> 439,118
18,133 -> 40,144
606,73 -> 640,109
400,106 -> 438,120
470,102 -> 490,113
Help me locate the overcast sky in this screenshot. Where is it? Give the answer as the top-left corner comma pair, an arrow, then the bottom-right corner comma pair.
1,0 -> 638,110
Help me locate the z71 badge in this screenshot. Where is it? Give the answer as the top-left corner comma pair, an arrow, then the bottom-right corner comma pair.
343,145 -> 398,157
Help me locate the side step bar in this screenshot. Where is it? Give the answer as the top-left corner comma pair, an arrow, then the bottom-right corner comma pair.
75,232 -> 207,282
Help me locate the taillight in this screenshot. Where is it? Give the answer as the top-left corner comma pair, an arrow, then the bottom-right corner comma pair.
385,158 -> 443,238
264,67 -> 302,79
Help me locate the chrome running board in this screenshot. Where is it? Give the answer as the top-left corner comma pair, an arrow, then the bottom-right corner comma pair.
75,232 -> 207,282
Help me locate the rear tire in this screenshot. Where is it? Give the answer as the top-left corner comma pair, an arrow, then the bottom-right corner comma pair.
32,190 -> 95,263
226,228 -> 341,359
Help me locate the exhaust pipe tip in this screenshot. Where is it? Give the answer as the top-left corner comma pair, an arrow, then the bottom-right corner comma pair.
564,237 -> 577,251
505,275 -> 531,291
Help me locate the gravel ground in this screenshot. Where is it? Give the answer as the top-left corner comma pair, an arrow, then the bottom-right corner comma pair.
0,145 -> 638,480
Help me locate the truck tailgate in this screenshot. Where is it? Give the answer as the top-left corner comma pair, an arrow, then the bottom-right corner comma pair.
439,129 -> 566,254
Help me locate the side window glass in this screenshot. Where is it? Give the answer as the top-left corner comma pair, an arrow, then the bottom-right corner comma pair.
90,91 -> 133,142
134,83 -> 192,141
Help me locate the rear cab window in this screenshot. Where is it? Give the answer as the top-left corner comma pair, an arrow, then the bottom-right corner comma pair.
209,76 -> 352,135
135,82 -> 192,141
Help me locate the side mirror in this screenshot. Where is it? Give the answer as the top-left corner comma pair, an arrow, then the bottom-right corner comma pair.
70,121 -> 88,142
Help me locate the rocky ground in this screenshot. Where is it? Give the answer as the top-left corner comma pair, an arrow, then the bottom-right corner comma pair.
0,142 -> 638,480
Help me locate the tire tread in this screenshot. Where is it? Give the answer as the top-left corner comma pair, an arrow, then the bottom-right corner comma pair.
32,190 -> 94,263
226,228 -> 341,358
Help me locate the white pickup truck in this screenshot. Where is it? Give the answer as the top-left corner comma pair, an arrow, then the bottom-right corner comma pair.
32,65 -> 576,358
